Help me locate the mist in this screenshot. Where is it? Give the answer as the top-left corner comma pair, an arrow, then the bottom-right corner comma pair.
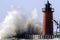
0,6 -> 41,39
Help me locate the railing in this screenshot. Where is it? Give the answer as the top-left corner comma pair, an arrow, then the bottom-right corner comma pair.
42,8 -> 54,12
16,35 -> 60,39
33,35 -> 60,39
1,35 -> 60,40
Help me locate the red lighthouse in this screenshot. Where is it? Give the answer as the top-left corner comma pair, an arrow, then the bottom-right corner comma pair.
42,0 -> 54,35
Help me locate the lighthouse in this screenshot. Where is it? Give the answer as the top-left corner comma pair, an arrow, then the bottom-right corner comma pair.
42,0 -> 54,36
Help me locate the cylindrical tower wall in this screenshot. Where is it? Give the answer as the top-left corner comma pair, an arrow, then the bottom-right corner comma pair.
42,12 -> 53,35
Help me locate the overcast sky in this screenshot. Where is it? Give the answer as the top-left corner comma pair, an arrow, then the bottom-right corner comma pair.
0,0 -> 60,32
0,0 -> 59,22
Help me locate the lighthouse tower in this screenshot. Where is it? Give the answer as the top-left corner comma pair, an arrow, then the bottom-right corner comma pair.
42,0 -> 54,35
